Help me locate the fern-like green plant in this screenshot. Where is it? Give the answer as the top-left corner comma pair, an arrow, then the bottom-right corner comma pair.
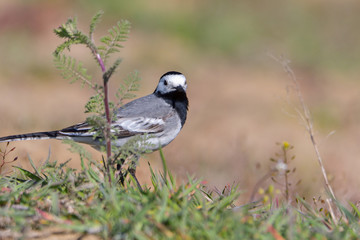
98,20 -> 131,65
116,71 -> 140,107
54,17 -> 94,56
53,54 -> 94,89
53,11 -> 138,184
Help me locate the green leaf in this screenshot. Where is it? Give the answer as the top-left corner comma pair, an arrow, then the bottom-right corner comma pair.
116,70 -> 140,106
85,94 -> 105,114
349,201 -> 360,218
90,10 -> 104,38
99,20 -> 131,64
53,54 -> 93,88
54,17 -> 79,39
53,17 -> 95,56
13,166 -> 43,181
27,154 -> 42,178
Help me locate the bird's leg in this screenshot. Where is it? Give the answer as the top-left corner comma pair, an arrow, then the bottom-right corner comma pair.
128,155 -> 142,191
112,151 -> 127,186
116,157 -> 126,186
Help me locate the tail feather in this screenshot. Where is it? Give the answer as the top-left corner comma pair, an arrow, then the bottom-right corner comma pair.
0,131 -> 63,143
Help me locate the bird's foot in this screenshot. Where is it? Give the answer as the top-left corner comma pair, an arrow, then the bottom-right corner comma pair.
128,168 -> 142,191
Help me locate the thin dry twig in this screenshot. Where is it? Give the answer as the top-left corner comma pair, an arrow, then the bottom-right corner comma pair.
268,54 -> 337,203
326,198 -> 338,225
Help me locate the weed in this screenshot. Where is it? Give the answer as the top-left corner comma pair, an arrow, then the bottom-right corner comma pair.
0,143 -> 18,175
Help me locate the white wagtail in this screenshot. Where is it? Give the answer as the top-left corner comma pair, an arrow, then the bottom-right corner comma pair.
0,71 -> 188,185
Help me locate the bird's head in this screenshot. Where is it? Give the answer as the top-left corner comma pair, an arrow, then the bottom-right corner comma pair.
154,71 -> 187,95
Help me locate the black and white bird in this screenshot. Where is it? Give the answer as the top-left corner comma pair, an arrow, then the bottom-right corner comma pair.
0,71 -> 188,185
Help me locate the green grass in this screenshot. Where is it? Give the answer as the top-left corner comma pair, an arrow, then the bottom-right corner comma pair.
0,149 -> 359,239
1,5 -> 360,239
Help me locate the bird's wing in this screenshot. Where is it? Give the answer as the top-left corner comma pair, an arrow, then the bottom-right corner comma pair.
113,117 -> 165,138
58,117 -> 165,138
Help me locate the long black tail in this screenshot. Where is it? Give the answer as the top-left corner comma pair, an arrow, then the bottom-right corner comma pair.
0,131 -> 62,143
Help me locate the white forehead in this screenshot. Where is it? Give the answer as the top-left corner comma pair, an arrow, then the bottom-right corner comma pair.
163,74 -> 187,87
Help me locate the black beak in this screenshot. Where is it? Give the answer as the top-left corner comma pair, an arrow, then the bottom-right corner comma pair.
175,85 -> 185,92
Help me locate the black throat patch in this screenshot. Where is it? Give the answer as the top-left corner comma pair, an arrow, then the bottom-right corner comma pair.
156,91 -> 188,127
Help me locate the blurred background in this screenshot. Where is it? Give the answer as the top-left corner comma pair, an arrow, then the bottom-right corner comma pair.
0,0 -> 360,203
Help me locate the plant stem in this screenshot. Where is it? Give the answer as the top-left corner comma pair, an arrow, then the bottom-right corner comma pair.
103,75 -> 112,160
92,49 -> 112,184
269,54 -> 336,202
286,65 -> 336,202
283,147 -> 290,203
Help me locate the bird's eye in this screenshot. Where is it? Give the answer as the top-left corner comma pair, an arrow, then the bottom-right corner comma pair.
164,80 -> 168,86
